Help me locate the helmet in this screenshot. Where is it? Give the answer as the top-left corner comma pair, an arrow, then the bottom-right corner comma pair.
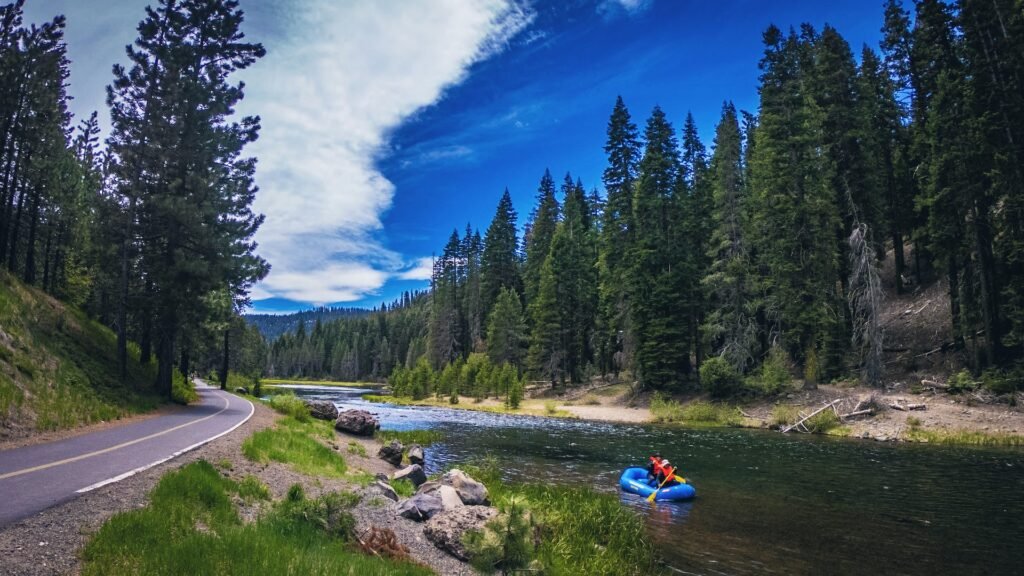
662,459 -> 670,466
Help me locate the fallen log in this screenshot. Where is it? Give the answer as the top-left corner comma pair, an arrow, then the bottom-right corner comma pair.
781,399 -> 841,433
889,403 -> 906,411
907,403 -> 927,411
840,408 -> 874,419
921,379 -> 948,389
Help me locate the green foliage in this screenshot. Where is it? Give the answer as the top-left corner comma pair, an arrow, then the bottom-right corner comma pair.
506,374 -> 524,409
462,461 -> 657,576
391,478 -> 415,499
487,287 -> 527,367
375,428 -> 443,447
269,392 -> 310,422
804,409 -> 841,434
649,392 -> 685,422
287,483 -> 305,502
680,401 -> 741,426
238,475 -> 270,502
980,368 -> 1021,395
544,400 -> 558,415
700,356 -> 742,398
904,427 -> 1024,447
947,370 -> 978,394
171,370 -> 198,405
751,347 -> 792,395
347,441 -> 368,457
465,496 -> 534,573
81,462 -> 428,576
242,422 -> 347,477
770,405 -> 800,427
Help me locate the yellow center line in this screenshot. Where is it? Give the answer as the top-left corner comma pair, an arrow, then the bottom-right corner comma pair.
0,392 -> 230,481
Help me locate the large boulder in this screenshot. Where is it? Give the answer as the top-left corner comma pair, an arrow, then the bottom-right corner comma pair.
442,469 -> 489,505
334,409 -> 379,436
305,400 -> 339,421
395,492 -> 444,521
363,480 -> 399,502
377,440 -> 404,467
407,444 -> 425,466
423,506 -> 499,560
392,464 -> 427,487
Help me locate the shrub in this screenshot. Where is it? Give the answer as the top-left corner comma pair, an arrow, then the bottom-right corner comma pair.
981,368 -> 1021,395
700,356 -> 742,398
649,392 -> 684,422
756,347 -> 792,395
947,370 -> 978,393
465,495 -> 534,573
238,475 -> 270,502
770,405 -> 800,427
171,369 -> 198,405
544,400 -> 558,415
269,392 -> 310,421
287,483 -> 305,502
681,401 -> 740,425
804,409 -> 840,434
506,375 -> 524,409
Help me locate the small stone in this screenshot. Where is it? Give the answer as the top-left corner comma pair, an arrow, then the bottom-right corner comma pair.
436,485 -> 464,511
392,464 -> 427,487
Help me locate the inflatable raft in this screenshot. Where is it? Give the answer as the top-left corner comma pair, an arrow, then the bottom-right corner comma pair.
619,467 -> 696,501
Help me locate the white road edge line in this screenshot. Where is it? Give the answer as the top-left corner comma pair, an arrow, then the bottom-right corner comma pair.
76,390 -> 255,494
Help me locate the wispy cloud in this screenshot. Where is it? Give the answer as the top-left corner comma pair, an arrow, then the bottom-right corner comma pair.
597,0 -> 653,19
398,257 -> 435,281
240,0 -> 533,305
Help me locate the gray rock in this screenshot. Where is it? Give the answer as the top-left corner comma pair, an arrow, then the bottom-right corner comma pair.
436,485 -> 464,511
407,444 -> 425,466
423,506 -> 499,560
395,492 -> 444,521
363,480 -> 399,502
305,400 -> 339,421
334,409 -> 379,436
374,472 -> 390,483
442,469 -> 489,505
377,439 -> 404,467
392,464 -> 427,487
416,481 -> 441,495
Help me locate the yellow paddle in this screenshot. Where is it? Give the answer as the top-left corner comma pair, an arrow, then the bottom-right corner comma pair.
646,467 -> 685,502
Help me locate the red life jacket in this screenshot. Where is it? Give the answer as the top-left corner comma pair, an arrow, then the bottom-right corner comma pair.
648,456 -> 665,475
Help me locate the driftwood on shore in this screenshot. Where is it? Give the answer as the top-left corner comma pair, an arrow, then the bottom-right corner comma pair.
889,401 -> 927,411
781,399 -> 842,433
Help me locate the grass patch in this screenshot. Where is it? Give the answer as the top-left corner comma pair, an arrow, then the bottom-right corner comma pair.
544,400 -> 558,415
0,271 -> 163,433
803,410 -> 841,434
268,392 -> 310,422
649,392 -> 684,422
904,427 -> 1024,446
375,428 -> 443,447
242,422 -> 347,477
392,478 -> 415,498
462,459 -> 658,576
80,461 -> 429,576
263,378 -> 380,388
238,475 -> 271,502
347,441 -> 368,456
770,405 -> 800,427
652,393 -> 741,426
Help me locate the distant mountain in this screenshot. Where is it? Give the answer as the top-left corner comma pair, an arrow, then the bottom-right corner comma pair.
244,306 -> 370,341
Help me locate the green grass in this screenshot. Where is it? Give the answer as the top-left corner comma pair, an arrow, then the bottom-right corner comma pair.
238,475 -> 271,502
803,409 -> 840,434
0,270 -> 163,432
904,427 -> 1024,446
770,405 -> 800,427
651,394 -> 741,426
171,370 -> 198,405
80,461 -> 431,576
462,458 -> 658,576
347,441 -> 368,456
263,378 -> 380,388
268,392 -> 310,422
375,428 -> 443,447
392,478 -> 415,498
242,419 -> 347,477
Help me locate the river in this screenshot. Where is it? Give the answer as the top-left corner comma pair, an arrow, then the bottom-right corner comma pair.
278,384 -> 1024,575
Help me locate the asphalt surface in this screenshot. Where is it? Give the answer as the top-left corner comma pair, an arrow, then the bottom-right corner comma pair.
0,383 -> 253,528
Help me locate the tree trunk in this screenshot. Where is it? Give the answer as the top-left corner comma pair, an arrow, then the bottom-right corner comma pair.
118,197 -> 135,381
140,277 -> 152,364
6,174 -> 26,274
156,325 -> 175,398
41,221 -> 52,291
892,230 -> 905,294
219,328 -> 229,390
178,346 -> 190,381
23,184 -> 39,284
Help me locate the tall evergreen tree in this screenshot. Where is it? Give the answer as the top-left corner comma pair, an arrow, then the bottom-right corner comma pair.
480,188 -> 522,323
487,286 -> 526,367
597,96 -> 641,375
522,169 -> 559,306
106,0 -> 268,395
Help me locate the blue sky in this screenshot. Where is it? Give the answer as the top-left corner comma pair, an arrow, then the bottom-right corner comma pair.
27,0 -> 886,313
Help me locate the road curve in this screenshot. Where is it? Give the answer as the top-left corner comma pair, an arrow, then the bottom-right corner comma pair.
0,383 -> 253,528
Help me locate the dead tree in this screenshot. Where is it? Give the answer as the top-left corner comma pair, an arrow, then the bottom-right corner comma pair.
848,223 -> 884,387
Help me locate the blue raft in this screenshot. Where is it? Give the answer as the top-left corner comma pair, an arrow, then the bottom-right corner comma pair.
619,467 -> 696,501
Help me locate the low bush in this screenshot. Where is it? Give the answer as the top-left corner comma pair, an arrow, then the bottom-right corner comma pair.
755,347 -> 792,395
700,356 -> 742,398
947,369 -> 978,394
681,401 -> 741,426
649,392 -> 685,422
465,495 -> 535,573
238,475 -> 270,502
544,400 -> 558,415
171,369 -> 198,405
770,405 -> 800,427
804,409 -> 840,434
269,392 -> 310,421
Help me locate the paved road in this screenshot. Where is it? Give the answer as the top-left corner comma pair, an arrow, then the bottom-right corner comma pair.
0,383 -> 253,528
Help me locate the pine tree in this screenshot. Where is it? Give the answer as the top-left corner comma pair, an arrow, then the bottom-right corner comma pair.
630,106 -> 689,389
522,169 -> 559,306
480,189 -> 522,323
680,112 -> 712,371
487,286 -> 526,367
597,96 -> 641,376
106,0 -> 268,396
748,26 -> 841,384
703,102 -> 757,372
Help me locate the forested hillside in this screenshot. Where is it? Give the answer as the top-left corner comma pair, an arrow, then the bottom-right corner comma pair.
244,306 -> 371,341
0,0 -> 269,398
268,0 -> 1024,396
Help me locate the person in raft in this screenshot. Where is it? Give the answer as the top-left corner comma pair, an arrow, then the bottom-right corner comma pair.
647,453 -> 675,486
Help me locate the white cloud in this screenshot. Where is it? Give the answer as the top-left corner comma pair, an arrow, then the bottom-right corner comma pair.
399,257 -> 435,281
597,0 -> 653,18
240,0 -> 533,305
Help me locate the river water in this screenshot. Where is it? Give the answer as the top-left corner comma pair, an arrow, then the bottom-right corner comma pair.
279,384 -> 1024,575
